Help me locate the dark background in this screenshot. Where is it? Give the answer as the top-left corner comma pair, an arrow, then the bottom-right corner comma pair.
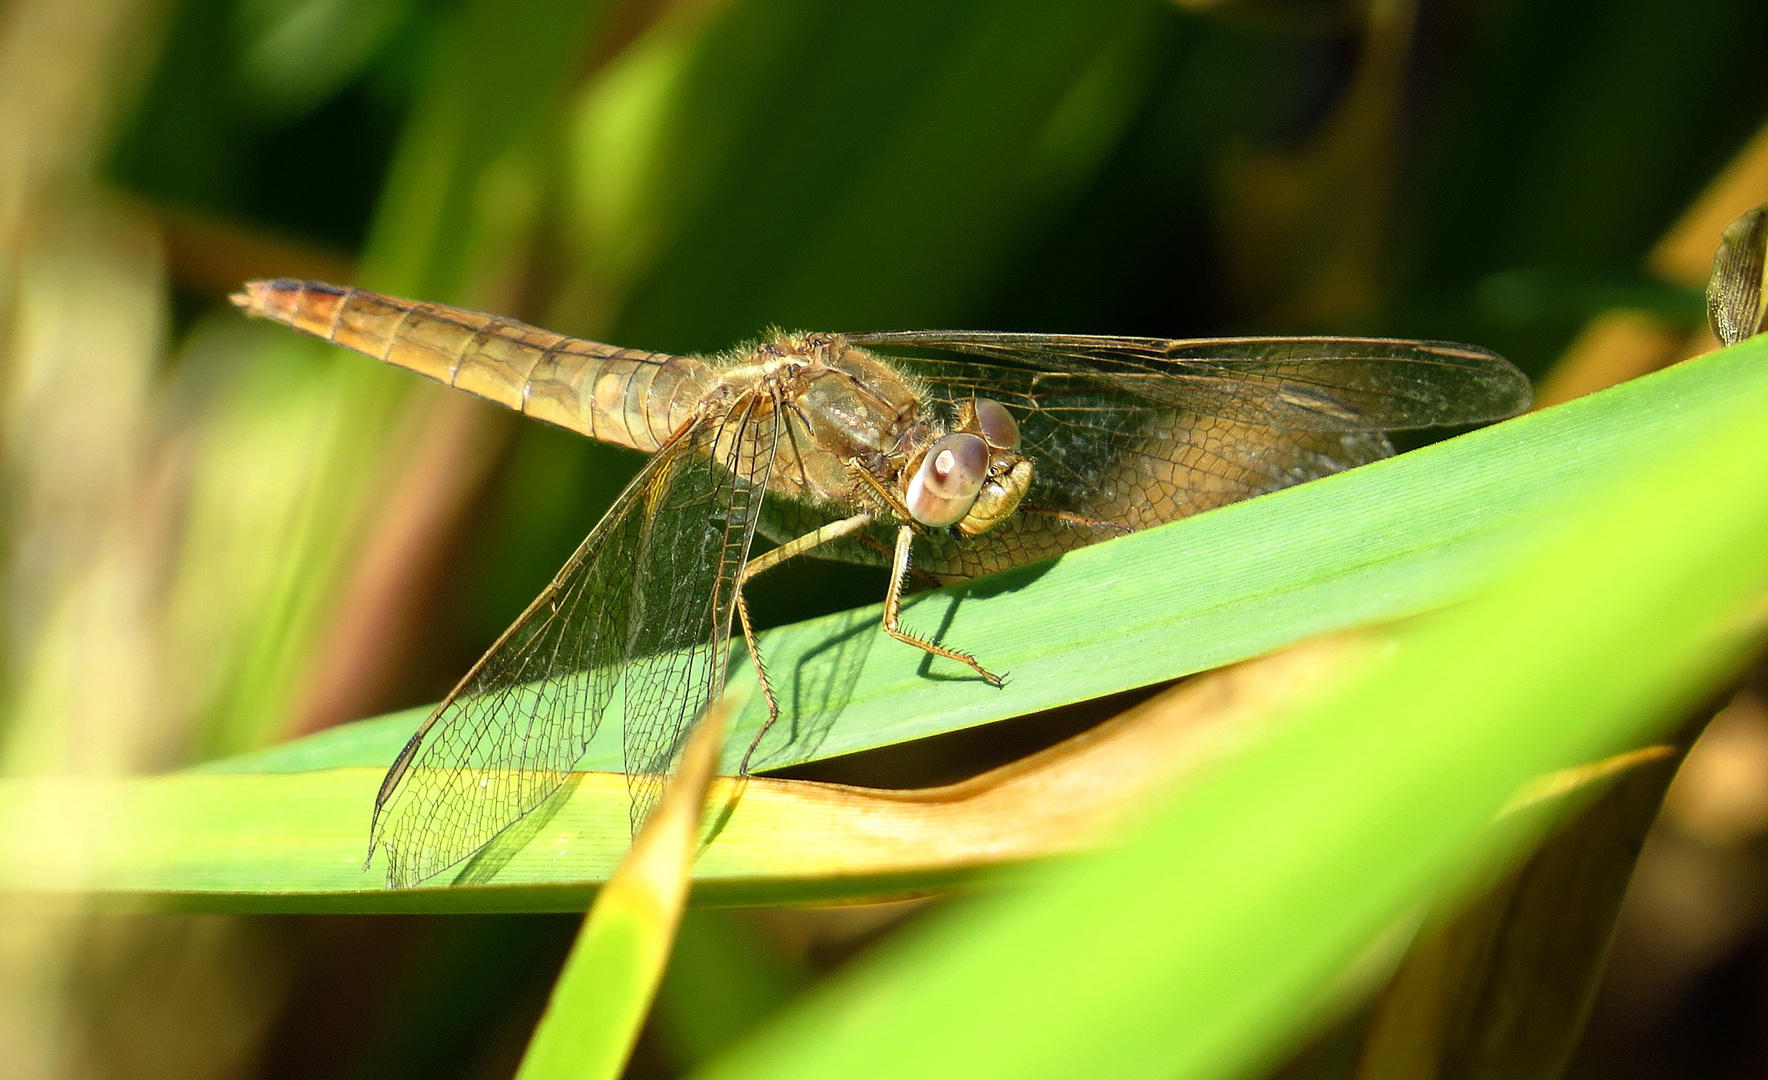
6,0 -> 1768,1075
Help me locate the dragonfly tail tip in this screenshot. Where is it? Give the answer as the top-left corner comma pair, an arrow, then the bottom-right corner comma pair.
229,280 -> 275,314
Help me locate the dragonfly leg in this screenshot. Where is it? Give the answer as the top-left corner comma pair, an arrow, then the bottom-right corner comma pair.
735,512 -> 874,774
882,524 -> 1005,686
1019,506 -> 1134,534
845,459 -> 918,524
733,588 -> 777,776
741,512 -> 874,580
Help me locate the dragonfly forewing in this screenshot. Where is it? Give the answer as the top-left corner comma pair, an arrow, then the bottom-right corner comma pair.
832,330 -> 1530,579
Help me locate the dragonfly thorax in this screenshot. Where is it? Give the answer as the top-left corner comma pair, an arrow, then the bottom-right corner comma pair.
728,335 -> 925,508
732,335 -> 1033,536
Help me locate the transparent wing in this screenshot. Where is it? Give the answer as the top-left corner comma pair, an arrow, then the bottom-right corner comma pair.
847,331 -> 1529,431
369,397 -> 780,888
843,331 -> 1530,579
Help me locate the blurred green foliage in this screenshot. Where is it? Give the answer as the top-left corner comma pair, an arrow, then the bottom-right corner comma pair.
2,0 -> 1767,1076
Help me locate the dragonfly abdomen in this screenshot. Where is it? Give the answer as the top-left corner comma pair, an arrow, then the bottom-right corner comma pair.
231,279 -> 711,452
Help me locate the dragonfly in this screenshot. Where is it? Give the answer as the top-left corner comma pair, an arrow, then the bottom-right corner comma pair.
232,278 -> 1531,887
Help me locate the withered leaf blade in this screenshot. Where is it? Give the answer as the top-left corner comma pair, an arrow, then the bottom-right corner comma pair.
1708,201 -> 1768,345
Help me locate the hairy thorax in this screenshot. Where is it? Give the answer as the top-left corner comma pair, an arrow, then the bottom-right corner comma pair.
713,336 -> 926,508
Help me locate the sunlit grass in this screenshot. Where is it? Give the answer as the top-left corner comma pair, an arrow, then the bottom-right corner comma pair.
6,0 -> 1768,1075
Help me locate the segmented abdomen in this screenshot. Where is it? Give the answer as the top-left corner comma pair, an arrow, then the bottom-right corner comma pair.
231,279 -> 712,452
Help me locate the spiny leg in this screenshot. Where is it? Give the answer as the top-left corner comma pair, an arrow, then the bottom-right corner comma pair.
732,588 -> 776,776
846,458 -> 917,522
1018,506 -> 1134,534
881,524 -> 1004,686
735,512 -> 874,774
843,460 -> 938,584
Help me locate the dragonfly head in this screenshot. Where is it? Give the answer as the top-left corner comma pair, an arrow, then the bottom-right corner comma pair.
954,398 -> 1031,535
968,398 -> 1021,452
958,453 -> 1031,536
904,432 -> 989,528
901,398 -> 1033,535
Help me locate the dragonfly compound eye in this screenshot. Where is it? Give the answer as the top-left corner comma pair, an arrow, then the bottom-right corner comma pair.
973,398 -> 1021,451
905,432 -> 988,528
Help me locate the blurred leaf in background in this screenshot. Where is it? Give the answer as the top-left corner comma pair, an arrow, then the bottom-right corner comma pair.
2,0 -> 1768,1075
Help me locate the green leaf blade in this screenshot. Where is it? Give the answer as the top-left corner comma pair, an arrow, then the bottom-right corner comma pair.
212,334 -> 1768,777
7,337 -> 1767,912
689,350 -> 1768,1080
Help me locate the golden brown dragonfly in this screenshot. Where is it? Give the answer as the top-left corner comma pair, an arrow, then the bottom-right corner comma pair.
233,279 -> 1530,887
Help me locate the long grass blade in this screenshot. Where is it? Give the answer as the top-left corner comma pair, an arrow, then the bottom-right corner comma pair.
688,316 -> 1768,1080
515,696 -> 733,1080
3,336 -> 1766,911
